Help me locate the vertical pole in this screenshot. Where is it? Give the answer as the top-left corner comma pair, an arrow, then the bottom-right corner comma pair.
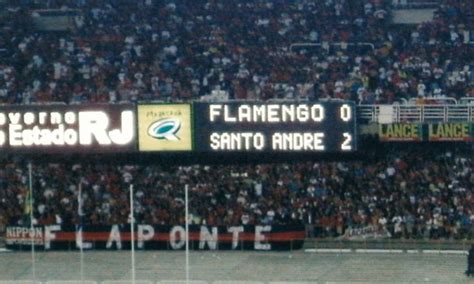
78,182 -> 84,281
185,184 -> 190,284
130,184 -> 135,284
28,162 -> 36,280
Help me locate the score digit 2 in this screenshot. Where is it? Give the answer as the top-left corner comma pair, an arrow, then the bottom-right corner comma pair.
341,132 -> 352,151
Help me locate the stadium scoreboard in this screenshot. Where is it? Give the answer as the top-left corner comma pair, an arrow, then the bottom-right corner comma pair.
193,102 -> 357,152
0,101 -> 357,154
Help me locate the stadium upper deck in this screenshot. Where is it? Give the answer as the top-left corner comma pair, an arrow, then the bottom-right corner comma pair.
0,0 -> 472,104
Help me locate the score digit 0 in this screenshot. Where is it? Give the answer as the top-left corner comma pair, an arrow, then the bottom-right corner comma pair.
340,104 -> 352,122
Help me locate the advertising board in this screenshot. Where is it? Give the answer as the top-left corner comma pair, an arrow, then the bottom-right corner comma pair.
0,104 -> 136,153
379,123 -> 474,142
137,104 -> 193,151
6,225 -> 305,251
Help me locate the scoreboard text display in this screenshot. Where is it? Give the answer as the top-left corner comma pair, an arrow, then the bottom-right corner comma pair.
193,102 -> 357,152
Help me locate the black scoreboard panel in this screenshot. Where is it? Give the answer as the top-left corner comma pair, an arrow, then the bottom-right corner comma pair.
0,102 -> 357,158
193,102 -> 357,153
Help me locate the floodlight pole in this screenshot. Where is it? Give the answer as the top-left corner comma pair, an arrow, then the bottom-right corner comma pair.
28,162 -> 36,280
130,184 -> 136,284
185,184 -> 190,284
78,181 -> 84,281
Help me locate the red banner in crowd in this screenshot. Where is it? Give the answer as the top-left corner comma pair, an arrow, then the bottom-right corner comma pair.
6,224 -> 305,251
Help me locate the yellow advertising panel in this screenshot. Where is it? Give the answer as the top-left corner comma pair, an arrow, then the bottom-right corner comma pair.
138,104 -> 192,151
379,123 -> 422,142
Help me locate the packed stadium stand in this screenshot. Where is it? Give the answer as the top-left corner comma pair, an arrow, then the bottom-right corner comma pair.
0,0 -> 472,104
0,143 -> 473,240
0,0 -> 473,244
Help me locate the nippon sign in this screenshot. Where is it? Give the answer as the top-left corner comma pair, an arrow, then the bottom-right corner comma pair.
6,226 -> 44,245
0,104 -> 136,153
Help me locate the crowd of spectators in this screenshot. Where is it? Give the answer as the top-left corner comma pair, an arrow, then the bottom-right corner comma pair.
0,0 -> 473,104
0,143 -> 472,240
0,1 -> 473,241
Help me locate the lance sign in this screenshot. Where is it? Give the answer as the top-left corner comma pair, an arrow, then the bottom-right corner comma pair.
6,225 -> 305,251
0,104 -> 136,153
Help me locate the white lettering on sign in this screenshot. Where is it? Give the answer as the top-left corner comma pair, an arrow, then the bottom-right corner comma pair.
170,226 -> 186,250
108,111 -> 134,145
228,226 -> 244,249
75,225 -> 92,250
9,124 -> 22,146
210,132 -> 265,150
79,111 -> 112,145
106,225 -> 122,250
0,113 -> 6,125
199,226 -> 218,250
0,109 -> 134,148
45,225 -> 60,249
267,104 -> 279,122
65,112 -> 76,124
208,104 -> 325,123
272,132 -> 325,151
24,112 -> 35,125
255,225 -> 271,250
209,104 -> 222,122
5,225 -> 302,251
9,125 -> 78,146
8,113 -> 20,124
39,112 -> 47,124
51,112 -> 62,124
0,131 -> 5,145
137,224 -> 155,249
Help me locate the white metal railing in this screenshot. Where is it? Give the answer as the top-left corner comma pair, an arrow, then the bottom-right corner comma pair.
357,104 -> 474,123
407,97 -> 457,105
391,0 -> 441,9
460,97 -> 474,105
